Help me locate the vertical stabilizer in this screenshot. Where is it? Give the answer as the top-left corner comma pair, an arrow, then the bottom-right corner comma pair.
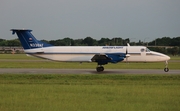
10,29 -> 52,49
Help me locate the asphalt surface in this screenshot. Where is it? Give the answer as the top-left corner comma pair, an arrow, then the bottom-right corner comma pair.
0,68 -> 179,74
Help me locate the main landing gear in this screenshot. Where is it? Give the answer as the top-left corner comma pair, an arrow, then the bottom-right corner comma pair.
96,65 -> 104,72
164,61 -> 169,72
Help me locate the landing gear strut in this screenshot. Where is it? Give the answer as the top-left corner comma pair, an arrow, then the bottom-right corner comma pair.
164,61 -> 169,72
96,65 -> 104,72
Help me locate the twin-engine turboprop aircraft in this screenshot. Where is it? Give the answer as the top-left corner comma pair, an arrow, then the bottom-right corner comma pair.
11,29 -> 170,72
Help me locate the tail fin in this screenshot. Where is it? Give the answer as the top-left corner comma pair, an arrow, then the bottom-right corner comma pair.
10,29 -> 52,49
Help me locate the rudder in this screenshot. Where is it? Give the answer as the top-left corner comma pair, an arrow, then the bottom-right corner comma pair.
11,29 -> 52,49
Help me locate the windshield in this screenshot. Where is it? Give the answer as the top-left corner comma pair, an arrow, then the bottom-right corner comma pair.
146,48 -> 150,52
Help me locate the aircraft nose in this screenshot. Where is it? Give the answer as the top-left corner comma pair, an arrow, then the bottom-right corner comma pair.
166,55 -> 170,61
151,51 -> 170,62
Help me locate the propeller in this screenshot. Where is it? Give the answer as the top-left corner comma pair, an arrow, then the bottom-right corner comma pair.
125,43 -> 130,63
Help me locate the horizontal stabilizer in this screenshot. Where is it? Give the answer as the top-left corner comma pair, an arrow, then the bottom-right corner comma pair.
11,29 -> 32,35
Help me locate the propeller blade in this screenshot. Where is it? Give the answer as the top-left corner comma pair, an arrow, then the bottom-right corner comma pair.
125,45 -> 130,63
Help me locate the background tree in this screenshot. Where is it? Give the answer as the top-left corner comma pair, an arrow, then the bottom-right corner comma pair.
7,39 -> 21,46
170,37 -> 180,46
82,37 -> 97,46
74,39 -> 83,46
0,38 -> 7,46
167,46 -> 179,56
98,38 -> 111,46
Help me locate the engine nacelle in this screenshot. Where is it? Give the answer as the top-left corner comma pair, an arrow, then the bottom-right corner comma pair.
106,54 -> 125,63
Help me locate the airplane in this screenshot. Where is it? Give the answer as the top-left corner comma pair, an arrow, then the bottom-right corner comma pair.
10,29 -> 170,72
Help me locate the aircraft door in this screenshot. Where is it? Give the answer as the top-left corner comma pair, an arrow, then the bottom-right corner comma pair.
140,48 -> 146,61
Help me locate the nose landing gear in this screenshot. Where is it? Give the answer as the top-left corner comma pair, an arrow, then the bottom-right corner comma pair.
164,61 -> 169,72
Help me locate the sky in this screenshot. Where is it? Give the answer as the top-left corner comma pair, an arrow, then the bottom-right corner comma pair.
1,0 -> 180,42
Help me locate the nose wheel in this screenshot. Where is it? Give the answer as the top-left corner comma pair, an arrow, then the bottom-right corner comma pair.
164,61 -> 169,72
96,65 -> 104,72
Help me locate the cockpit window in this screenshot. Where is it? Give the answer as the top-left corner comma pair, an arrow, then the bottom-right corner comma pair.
146,48 -> 150,52
141,48 -> 145,52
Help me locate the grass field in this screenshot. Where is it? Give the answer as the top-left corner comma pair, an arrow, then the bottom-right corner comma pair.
0,54 -> 180,111
0,74 -> 180,111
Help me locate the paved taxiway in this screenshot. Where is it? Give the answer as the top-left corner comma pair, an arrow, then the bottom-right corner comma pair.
0,68 -> 179,74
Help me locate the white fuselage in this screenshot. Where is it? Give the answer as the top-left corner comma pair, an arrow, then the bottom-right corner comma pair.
25,46 -> 170,62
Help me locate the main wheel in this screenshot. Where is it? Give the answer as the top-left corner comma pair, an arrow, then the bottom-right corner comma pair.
164,68 -> 169,72
96,66 -> 104,72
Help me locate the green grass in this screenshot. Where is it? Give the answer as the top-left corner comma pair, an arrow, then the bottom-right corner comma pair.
170,55 -> 180,60
0,74 -> 180,111
0,60 -> 179,69
0,54 -> 180,69
0,54 -> 40,60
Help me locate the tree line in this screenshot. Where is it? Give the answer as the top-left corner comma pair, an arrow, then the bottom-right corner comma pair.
0,36 -> 179,55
